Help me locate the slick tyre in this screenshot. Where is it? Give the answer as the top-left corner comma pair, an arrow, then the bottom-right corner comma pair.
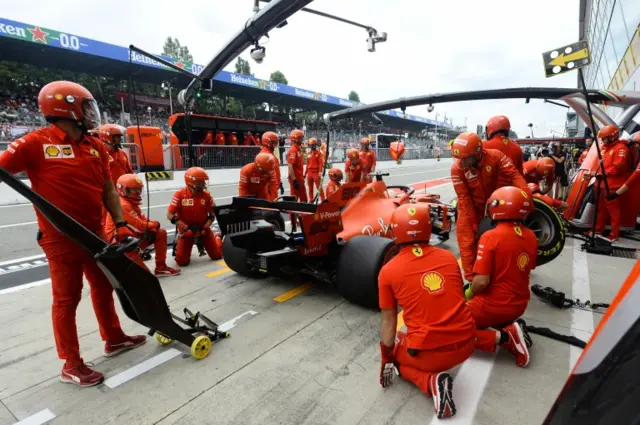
335,235 -> 395,310
222,235 -> 266,278
524,197 -> 566,266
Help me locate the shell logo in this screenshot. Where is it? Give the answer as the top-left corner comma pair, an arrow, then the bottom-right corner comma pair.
45,146 -> 60,157
517,252 -> 529,271
54,93 -> 63,100
514,226 -> 523,236
421,271 -> 444,293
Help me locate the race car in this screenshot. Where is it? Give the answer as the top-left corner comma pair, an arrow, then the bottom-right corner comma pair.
215,172 -> 454,310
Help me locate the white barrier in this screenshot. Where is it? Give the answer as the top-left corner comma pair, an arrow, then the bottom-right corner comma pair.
0,158 -> 453,206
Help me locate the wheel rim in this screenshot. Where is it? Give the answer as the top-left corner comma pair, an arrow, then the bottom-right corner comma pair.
524,209 -> 555,246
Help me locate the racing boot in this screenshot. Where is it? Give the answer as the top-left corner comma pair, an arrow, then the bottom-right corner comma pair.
154,264 -> 181,278
104,334 -> 147,358
500,322 -> 530,367
428,372 -> 456,419
60,361 -> 104,387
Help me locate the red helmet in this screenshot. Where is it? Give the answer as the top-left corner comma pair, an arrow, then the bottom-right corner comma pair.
360,137 -> 370,146
184,167 -> 209,192
486,186 -> 533,221
346,148 -> 360,161
215,132 -> 226,145
227,133 -> 239,145
255,152 -> 276,173
98,124 -> 124,147
308,138 -> 318,146
451,132 -> 482,160
536,157 -> 555,177
486,115 -> 511,139
38,81 -> 101,130
389,141 -> 405,162
116,174 -> 144,204
290,129 -> 304,144
261,131 -> 279,149
527,183 -> 541,194
598,125 -> 620,143
390,203 -> 432,244
328,168 -> 343,181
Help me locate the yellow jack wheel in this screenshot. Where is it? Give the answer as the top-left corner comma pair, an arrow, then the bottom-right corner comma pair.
155,333 -> 173,345
191,335 -> 212,359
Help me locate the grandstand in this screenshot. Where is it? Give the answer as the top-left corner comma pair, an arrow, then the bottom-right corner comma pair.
0,17 -> 461,149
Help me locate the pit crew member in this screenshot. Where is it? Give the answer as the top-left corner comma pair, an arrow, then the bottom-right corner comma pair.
522,157 -> 555,194
344,148 -> 363,183
465,186 -> 537,347
259,131 -> 283,201
105,174 -> 180,277
98,124 -> 133,229
378,204 -> 532,418
359,138 -> 377,182
305,138 -> 325,201
578,137 -> 594,165
325,168 -> 343,198
288,129 -> 307,202
587,125 -> 630,242
482,115 -> 524,173
528,183 -> 568,210
609,132 -> 640,199
450,132 -> 529,282
0,81 -> 145,387
238,152 -> 277,200
167,167 -> 223,266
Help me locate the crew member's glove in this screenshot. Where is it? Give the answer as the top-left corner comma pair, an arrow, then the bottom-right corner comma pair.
606,192 -> 620,201
147,220 -> 160,231
380,342 -> 397,388
279,182 -> 285,195
293,180 -> 300,190
464,286 -> 474,301
115,221 -> 134,242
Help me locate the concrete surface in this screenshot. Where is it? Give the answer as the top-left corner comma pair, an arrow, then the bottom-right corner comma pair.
0,162 -> 636,425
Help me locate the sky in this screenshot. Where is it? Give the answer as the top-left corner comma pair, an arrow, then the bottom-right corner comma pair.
3,0 -> 581,137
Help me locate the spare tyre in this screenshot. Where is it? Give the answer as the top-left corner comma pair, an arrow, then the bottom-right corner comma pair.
524,197 -> 566,266
222,235 -> 266,278
335,235 -> 396,309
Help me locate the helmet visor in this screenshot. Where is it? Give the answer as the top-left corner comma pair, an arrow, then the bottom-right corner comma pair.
82,99 -> 101,130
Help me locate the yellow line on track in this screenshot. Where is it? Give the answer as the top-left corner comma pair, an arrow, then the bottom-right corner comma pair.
216,260 -> 227,267
273,283 -> 313,303
206,267 -> 231,278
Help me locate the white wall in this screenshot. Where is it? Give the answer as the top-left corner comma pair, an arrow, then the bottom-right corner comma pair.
0,158 -> 453,206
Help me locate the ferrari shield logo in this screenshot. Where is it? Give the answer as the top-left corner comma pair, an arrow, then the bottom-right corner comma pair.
408,207 -> 417,216
520,190 -> 529,199
485,166 -> 492,173
517,253 -> 529,270
514,226 -> 523,236
412,246 -> 423,257
89,148 -> 100,158
453,148 -> 459,156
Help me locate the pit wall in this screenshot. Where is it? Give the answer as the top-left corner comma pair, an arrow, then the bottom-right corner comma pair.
0,158 -> 453,206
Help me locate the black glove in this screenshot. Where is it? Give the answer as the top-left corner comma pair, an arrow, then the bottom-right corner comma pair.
279,182 -> 285,195
606,192 -> 620,201
293,180 -> 300,190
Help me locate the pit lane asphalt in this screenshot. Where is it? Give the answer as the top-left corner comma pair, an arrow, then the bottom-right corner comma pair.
0,174 -> 635,425
0,163 -> 455,292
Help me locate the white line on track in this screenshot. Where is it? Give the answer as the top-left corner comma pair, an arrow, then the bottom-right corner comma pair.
10,408 -> 55,425
0,278 -> 51,295
570,243 -> 594,369
0,221 -> 37,229
104,310 -> 258,389
0,253 -> 46,267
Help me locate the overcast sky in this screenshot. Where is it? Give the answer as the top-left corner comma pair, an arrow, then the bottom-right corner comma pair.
4,0 -> 581,137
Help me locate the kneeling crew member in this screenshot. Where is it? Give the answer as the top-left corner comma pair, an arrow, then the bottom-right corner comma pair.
466,186 -> 537,367
528,183 -> 567,210
522,157 -> 555,194
325,168 -> 343,198
378,204 -> 530,419
239,152 -> 277,200
167,167 -> 222,266
451,132 -> 529,282
345,148 -> 363,183
105,174 -> 180,277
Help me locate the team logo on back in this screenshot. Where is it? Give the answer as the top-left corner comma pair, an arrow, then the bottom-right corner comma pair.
421,271 -> 444,293
517,253 -> 529,270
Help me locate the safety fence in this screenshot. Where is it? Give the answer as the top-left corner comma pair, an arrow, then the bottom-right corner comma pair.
0,142 -> 452,174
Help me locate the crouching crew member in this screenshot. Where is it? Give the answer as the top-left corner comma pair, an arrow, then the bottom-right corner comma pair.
378,203 -> 533,418
167,167 -> 222,266
466,186 -> 537,366
522,157 -> 555,194
105,174 -> 180,277
528,183 -> 568,210
325,168 -> 343,197
345,148 -> 363,183
239,152 -> 277,200
0,80 -> 145,387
